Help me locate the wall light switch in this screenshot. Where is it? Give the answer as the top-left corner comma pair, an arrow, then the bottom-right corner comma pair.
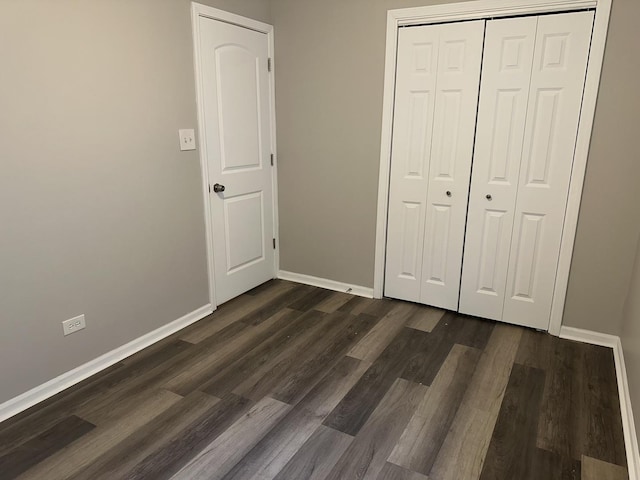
179,129 -> 196,151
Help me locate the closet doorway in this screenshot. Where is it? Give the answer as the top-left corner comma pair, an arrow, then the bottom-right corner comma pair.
374,0 -> 612,334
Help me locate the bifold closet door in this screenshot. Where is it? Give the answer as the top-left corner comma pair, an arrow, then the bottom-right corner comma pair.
385,20 -> 484,308
459,11 -> 595,329
502,11 -> 594,329
458,17 -> 538,321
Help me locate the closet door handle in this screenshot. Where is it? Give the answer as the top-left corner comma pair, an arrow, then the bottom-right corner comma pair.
486,194 -> 492,201
446,191 -> 452,197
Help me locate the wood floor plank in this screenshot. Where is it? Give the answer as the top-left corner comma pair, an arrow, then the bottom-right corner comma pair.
405,305 -> 446,333
270,313 -> 379,405
66,391 -> 220,480
534,336 -> 583,460
201,309 -> 327,399
429,324 -> 522,480
127,393 -> 252,480
533,336 -> 626,466
2,338 -> 192,451
17,389 -> 181,480
0,415 -> 95,480
244,279 -> 285,296
288,287 -> 335,312
73,341 -> 195,425
229,306 -> 333,401
376,462 -> 430,480
360,298 -> 400,318
222,356 -> 370,480
272,425 -> 353,480
0,339 -> 191,452
581,455 -> 628,480
348,302 -> 418,362
389,344 -> 481,476
479,363 -> 546,480
0,281 -> 628,480
582,345 -> 627,466
452,315 -> 496,350
232,311 -> 372,405
431,406 -> 494,480
0,362 -> 126,457
324,378 -> 428,480
314,291 -> 354,313
164,308 -> 303,396
240,284 -> 316,325
323,327 -> 432,436
514,328 -> 552,370
179,280 -> 294,343
533,448 -> 581,480
399,314 -> 493,387
169,397 -> 291,480
338,296 -> 378,316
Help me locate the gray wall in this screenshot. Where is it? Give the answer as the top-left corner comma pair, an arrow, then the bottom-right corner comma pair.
563,0 -> 640,334
609,0 -> 640,445
272,0 -> 640,335
0,0 -> 270,404
622,235 -> 640,442
271,0 -> 456,287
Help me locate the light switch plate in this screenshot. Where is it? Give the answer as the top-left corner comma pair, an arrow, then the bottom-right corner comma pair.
179,129 -> 196,151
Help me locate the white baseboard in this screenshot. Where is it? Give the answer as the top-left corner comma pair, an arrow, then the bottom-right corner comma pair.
0,304 -> 213,424
560,326 -> 640,480
278,270 -> 374,298
559,326 -> 619,348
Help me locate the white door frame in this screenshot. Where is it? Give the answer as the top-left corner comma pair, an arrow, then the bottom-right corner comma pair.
373,0 -> 611,336
191,3 -> 279,310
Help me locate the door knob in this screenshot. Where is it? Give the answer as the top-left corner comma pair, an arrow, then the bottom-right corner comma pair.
486,194 -> 492,201
446,191 -> 452,197
213,183 -> 225,193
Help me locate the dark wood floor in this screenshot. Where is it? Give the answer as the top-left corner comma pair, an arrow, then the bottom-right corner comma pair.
0,280 -> 629,480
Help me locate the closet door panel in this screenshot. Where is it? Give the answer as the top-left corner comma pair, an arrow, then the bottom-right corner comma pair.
503,11 -> 594,329
384,26 -> 439,302
459,17 -> 537,320
420,20 -> 485,310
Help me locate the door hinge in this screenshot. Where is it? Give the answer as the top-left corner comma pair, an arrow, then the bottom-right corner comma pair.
273,238 -> 276,249
270,153 -> 274,166
268,58 -> 272,72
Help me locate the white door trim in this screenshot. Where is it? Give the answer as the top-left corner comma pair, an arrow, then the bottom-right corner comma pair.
191,3 -> 279,310
373,0 -> 612,336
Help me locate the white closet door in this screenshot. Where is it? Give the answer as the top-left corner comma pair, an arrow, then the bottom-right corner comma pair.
503,11 -> 594,329
419,20 -> 485,310
384,26 -> 440,302
458,17 -> 538,320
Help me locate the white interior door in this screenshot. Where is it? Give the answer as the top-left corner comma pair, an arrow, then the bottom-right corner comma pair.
459,17 -> 538,320
502,10 -> 594,329
198,17 -> 275,305
419,20 -> 485,310
384,25 -> 439,302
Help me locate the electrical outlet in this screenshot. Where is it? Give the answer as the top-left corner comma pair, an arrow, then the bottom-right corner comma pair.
178,129 -> 196,151
62,314 -> 86,336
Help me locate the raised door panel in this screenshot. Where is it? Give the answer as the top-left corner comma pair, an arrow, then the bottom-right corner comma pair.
216,46 -> 263,172
503,11 -> 594,329
459,17 -> 537,320
224,192 -> 265,273
420,20 -> 485,310
385,26 -> 439,302
200,18 -> 274,305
